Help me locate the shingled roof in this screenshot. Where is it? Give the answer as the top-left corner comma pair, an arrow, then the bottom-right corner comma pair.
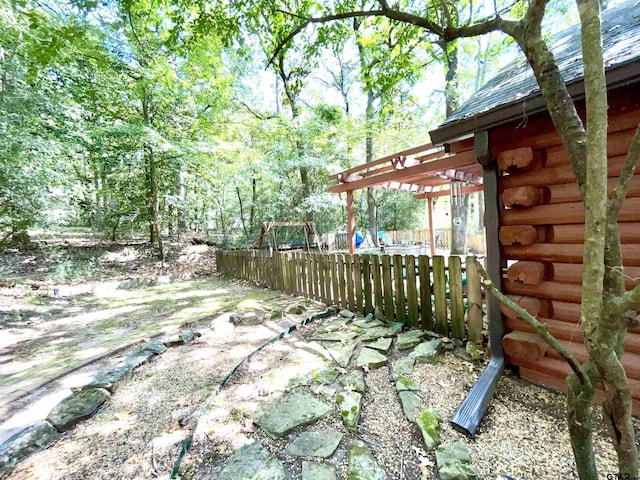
430,0 -> 640,145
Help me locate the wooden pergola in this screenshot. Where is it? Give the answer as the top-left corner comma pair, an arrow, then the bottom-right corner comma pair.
329,142 -> 484,255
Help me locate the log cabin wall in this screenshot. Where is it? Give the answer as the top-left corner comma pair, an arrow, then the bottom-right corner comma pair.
484,84 -> 640,412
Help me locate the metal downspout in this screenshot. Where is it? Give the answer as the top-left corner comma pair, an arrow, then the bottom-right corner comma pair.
450,131 -> 505,438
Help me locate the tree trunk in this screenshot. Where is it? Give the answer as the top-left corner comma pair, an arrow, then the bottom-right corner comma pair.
177,168 -> 187,231
365,91 -> 378,247
142,91 -> 164,260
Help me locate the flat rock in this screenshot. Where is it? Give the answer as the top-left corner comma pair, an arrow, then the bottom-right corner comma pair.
411,339 -> 442,364
396,330 -> 425,349
322,341 -> 356,368
315,319 -> 348,334
179,329 -> 202,343
361,327 -> 396,342
339,309 -> 355,319
395,375 -> 419,392
338,370 -> 365,393
218,441 -> 288,480
348,440 -> 388,480
336,391 -> 362,431
398,391 -> 421,423
416,410 -> 441,451
436,441 -> 476,480
254,392 -> 332,438
0,421 -> 59,476
81,365 -> 132,393
285,430 -> 343,457
352,319 -> 385,329
47,388 -> 110,432
356,348 -> 387,369
124,350 -> 155,370
310,331 -> 359,342
365,337 -> 392,352
286,304 -> 305,315
238,312 -> 264,327
142,340 -> 167,354
312,368 -> 340,385
392,356 -> 416,375
270,306 -> 285,319
302,461 -> 336,480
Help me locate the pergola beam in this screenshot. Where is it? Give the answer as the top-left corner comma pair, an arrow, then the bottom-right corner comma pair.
413,184 -> 484,199
329,150 -> 476,194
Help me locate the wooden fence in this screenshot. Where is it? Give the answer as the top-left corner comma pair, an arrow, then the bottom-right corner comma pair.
215,250 -> 485,342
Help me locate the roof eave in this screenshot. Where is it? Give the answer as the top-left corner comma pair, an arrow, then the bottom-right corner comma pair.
429,59 -> 640,146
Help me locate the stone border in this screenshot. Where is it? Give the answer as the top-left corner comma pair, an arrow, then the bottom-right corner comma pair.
0,327 -> 204,478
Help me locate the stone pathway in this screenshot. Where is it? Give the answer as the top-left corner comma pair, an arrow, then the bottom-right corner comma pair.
213,309 -> 478,480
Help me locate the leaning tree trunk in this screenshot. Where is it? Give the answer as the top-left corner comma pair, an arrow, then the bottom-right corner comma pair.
142,92 -> 164,261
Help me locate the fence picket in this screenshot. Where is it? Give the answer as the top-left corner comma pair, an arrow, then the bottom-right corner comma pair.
337,254 -> 347,308
405,255 -> 419,327
362,254 -> 373,314
449,256 -> 465,339
345,255 -> 355,312
381,255 -> 394,323
466,256 -> 483,342
353,254 -> 363,314
418,255 -> 433,330
393,255 -> 406,323
371,255 -> 383,314
432,255 -> 448,336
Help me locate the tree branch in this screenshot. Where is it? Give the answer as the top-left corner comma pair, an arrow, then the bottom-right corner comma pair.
473,258 -> 590,386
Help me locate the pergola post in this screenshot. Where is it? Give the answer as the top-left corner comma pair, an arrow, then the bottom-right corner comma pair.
427,196 -> 435,256
347,190 -> 356,254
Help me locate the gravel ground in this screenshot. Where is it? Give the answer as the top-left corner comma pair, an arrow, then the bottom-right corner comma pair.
6,308 -> 638,480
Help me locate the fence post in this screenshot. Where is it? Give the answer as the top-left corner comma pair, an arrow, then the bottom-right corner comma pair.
449,255 -> 465,340
381,255 -> 394,323
393,255 -> 406,323
405,255 -> 419,328
432,255 -> 448,336
418,255 -> 433,331
465,256 -> 484,342
326,254 -> 335,306
331,254 -> 341,307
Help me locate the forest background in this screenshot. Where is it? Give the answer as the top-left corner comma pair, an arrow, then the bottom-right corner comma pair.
1,0 -> 587,255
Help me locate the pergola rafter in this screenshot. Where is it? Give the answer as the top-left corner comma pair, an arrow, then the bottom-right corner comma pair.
330,142 -> 483,254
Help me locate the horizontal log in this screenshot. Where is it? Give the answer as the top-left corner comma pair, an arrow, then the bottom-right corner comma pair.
499,225 -> 541,246
505,317 -> 640,356
550,262 -> 640,289
500,295 -> 551,319
548,222 -> 640,244
546,340 -> 640,380
503,331 -> 548,361
503,243 -> 640,266
545,176 -> 640,204
502,196 -> 640,226
504,279 -> 583,303
507,261 -> 546,285
548,300 -> 640,334
518,367 -> 640,415
502,186 -> 544,207
497,147 -> 534,171
500,154 -> 628,190
546,128 -> 640,167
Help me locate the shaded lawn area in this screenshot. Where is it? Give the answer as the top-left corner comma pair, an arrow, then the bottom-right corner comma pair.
0,276 -> 282,412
